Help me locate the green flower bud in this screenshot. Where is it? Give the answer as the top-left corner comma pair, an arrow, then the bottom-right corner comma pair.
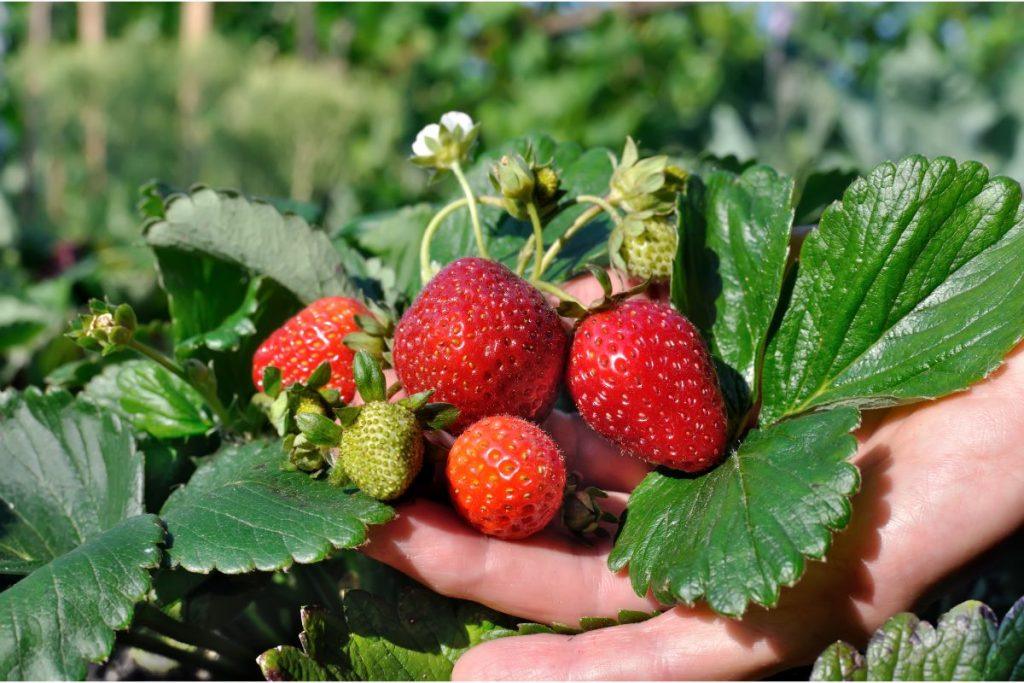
489,154 -> 535,202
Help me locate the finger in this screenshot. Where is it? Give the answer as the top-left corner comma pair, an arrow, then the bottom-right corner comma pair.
543,410 -> 651,492
453,606 -> 784,681
363,498 -> 658,624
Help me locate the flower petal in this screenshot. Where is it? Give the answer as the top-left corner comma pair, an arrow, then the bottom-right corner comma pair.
440,111 -> 474,136
412,123 -> 441,157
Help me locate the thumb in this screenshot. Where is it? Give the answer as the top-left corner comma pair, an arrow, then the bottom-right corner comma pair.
452,609 -> 784,681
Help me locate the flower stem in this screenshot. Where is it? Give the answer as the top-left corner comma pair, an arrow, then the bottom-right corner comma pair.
420,195 -> 505,284
538,196 -> 620,278
451,161 -> 488,259
533,280 -> 587,309
525,202 -> 545,280
420,198 -> 469,284
128,339 -> 233,429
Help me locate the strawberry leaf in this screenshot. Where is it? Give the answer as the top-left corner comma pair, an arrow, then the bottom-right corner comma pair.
762,156 -> 1024,426
811,597 -> 1024,681
608,407 -> 860,618
0,390 -> 163,678
81,360 -> 213,439
0,389 -> 145,573
0,515 -> 164,680
144,186 -> 354,305
674,165 -> 795,423
257,584 -> 511,681
160,439 -> 393,573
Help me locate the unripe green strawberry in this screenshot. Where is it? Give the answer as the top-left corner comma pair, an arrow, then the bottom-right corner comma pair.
621,214 -> 678,280
340,402 -> 424,501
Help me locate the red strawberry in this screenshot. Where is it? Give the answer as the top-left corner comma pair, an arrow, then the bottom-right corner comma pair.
447,415 -> 566,540
392,258 -> 568,432
252,296 -> 368,402
567,299 -> 728,473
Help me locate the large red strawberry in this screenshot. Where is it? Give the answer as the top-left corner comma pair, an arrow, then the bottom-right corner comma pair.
567,298 -> 728,473
252,296 -> 368,402
447,415 -> 566,539
392,258 -> 568,432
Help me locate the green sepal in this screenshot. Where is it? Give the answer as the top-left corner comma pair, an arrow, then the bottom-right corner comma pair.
336,406 -> 362,428
353,351 -> 387,404
262,366 -> 283,398
398,390 -> 434,413
296,413 -> 344,447
306,361 -> 332,391
416,403 -> 460,431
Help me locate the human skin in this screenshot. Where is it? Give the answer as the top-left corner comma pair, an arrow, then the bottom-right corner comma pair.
364,273 -> 1024,680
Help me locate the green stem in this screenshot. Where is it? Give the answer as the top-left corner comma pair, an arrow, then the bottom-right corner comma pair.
136,604 -> 254,667
538,197 -> 620,278
525,202 -> 545,280
120,631 -> 250,679
576,194 -> 622,223
533,280 -> 587,309
128,340 -> 233,428
451,161 -> 488,259
420,198 -> 468,284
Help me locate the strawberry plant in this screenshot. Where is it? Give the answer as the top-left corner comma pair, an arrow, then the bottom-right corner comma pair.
2,108 -> 1024,681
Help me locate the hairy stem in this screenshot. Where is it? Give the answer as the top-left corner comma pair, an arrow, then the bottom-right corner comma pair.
451,161 -> 488,259
420,195 -> 506,284
135,604 -> 254,667
128,340 -> 232,428
120,631 -> 251,679
420,198 -> 469,284
533,279 -> 587,309
526,202 -> 545,280
538,196 -> 620,277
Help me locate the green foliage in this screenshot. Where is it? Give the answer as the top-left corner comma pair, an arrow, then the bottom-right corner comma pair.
159,439 -> 393,574
609,407 -> 860,617
811,597 -> 1024,681
82,360 -> 213,439
761,156 -> 1024,425
675,165 -> 795,423
0,389 -> 144,573
257,584 -> 511,681
0,515 -> 164,680
0,390 -> 163,678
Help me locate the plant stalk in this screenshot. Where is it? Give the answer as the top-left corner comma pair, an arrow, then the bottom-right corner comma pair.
537,196 -> 620,277
450,161 -> 488,259
120,630 -> 250,679
136,603 -> 254,667
533,280 -> 587,309
525,201 -> 545,280
128,339 -> 233,428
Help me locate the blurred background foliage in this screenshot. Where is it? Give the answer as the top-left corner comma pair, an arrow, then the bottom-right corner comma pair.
3,1 -> 1024,380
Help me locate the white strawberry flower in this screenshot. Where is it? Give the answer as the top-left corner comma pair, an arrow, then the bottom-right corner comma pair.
410,111 -> 479,169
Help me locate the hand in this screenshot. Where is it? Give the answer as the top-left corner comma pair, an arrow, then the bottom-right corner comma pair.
365,275 -> 1024,680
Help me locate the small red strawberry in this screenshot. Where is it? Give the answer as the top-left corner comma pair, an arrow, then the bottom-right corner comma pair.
567,298 -> 728,473
392,258 -> 568,432
447,415 -> 566,540
252,296 -> 368,402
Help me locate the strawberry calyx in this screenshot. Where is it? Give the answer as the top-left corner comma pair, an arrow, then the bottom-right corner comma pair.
561,472 -> 619,542
291,351 -> 459,487
555,264 -> 651,323
343,301 -> 396,368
